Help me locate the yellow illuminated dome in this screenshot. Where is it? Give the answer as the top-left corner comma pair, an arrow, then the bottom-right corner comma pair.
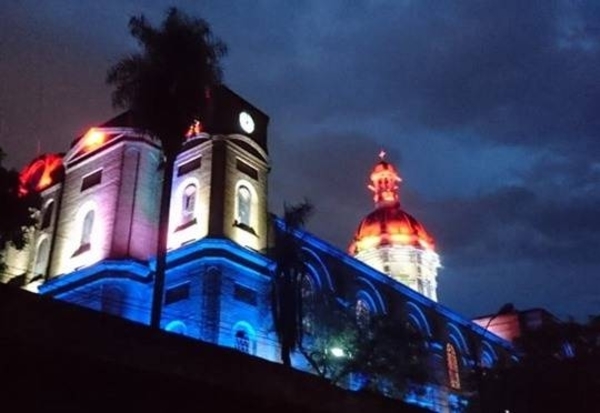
349,152 -> 435,255
349,205 -> 434,254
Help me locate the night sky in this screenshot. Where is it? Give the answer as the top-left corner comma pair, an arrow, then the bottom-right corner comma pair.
1,1 -> 599,321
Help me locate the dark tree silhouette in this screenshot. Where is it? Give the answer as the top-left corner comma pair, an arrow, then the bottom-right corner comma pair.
271,200 -> 314,367
297,293 -> 359,382
349,314 -> 428,397
0,148 -> 40,278
106,8 -> 227,328
479,316 -> 600,412
297,295 -> 427,400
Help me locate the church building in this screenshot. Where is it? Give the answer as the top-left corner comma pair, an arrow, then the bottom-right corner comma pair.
2,85 -> 516,413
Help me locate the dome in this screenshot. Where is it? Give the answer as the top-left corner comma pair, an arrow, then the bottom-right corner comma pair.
349,203 -> 435,255
371,159 -> 397,176
349,152 -> 440,301
19,153 -> 64,195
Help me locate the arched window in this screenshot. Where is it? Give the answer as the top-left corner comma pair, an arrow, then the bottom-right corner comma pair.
235,330 -> 251,354
237,185 -> 252,227
356,298 -> 371,329
34,238 -> 49,276
446,343 -> 461,390
480,351 -> 494,369
301,274 -> 316,334
40,201 -> 54,230
181,184 -> 197,224
80,209 -> 94,248
165,320 -> 188,335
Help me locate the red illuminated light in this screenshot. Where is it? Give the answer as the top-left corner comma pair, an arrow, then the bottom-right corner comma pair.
19,153 -> 64,195
185,120 -> 203,139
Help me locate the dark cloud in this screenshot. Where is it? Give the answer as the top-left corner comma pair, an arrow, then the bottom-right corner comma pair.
268,130 -> 389,250
234,1 -> 600,153
419,154 -> 600,319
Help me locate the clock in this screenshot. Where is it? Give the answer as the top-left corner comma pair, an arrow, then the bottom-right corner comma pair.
238,111 -> 255,134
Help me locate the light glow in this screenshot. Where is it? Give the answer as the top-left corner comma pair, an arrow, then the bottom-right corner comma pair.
330,347 -> 345,358
81,128 -> 107,154
185,119 -> 203,138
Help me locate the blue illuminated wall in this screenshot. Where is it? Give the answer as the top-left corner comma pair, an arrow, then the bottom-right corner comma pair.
39,223 -> 517,413
40,238 -> 280,363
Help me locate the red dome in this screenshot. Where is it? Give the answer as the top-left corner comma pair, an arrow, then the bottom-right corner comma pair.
349,204 -> 435,255
19,153 -> 64,195
371,160 -> 397,175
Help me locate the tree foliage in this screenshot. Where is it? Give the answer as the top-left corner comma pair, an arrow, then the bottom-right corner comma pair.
350,314 -> 428,397
106,7 -> 227,328
298,295 -> 427,398
480,315 -> 600,412
0,148 -> 40,275
298,294 -> 359,383
107,7 -> 227,155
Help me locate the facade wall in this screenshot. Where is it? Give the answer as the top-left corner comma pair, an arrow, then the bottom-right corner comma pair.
2,133 -> 163,282
111,142 -> 162,260
51,141 -> 123,275
42,240 -> 279,362
355,244 -> 439,302
220,136 -> 269,252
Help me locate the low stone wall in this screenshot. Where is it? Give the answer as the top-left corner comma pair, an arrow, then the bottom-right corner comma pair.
0,284 -> 428,412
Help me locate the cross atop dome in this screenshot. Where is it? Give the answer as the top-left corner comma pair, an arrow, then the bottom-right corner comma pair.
367,152 -> 402,208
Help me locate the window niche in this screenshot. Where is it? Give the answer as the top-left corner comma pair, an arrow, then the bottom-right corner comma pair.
355,297 -> 371,329
446,343 -> 461,390
73,209 -> 94,256
233,283 -> 257,306
33,238 -> 49,277
40,201 -> 55,230
165,282 -> 191,305
234,330 -> 251,354
301,274 -> 316,334
176,183 -> 198,231
236,159 -> 258,181
234,184 -> 256,235
81,170 -> 102,191
177,157 -> 201,177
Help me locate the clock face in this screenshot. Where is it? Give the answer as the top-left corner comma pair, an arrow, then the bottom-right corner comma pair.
239,111 -> 255,134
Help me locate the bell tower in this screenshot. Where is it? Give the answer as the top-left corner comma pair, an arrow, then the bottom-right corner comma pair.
167,86 -> 270,252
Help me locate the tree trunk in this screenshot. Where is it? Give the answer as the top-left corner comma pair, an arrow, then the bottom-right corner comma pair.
278,271 -> 292,367
280,268 -> 298,368
150,153 -> 175,329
